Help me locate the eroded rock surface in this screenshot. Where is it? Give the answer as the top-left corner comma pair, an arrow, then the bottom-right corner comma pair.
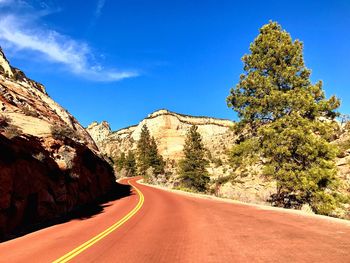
0,48 -> 117,239
87,109 -> 235,162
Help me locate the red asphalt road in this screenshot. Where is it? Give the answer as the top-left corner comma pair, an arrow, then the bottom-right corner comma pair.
0,177 -> 350,263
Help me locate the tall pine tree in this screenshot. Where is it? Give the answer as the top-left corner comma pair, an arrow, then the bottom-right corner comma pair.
179,125 -> 210,192
137,124 -> 165,177
137,125 -> 152,176
115,152 -> 126,172
149,137 -> 165,175
227,21 -> 342,215
124,151 -> 137,177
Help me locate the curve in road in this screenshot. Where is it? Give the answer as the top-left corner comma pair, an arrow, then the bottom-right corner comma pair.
53,179 -> 144,263
0,177 -> 349,263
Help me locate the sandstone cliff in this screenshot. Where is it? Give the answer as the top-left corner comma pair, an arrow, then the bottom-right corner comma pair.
87,109 -> 236,163
0,48 -> 118,239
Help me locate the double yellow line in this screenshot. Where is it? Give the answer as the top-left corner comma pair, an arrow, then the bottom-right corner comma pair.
53,180 -> 144,263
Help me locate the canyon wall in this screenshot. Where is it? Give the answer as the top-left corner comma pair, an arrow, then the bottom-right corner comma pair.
0,48 -> 117,239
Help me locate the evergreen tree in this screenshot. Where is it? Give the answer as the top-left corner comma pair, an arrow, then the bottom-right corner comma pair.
149,137 -> 165,175
227,21 -> 342,214
179,125 -> 210,192
115,152 -> 126,172
124,151 -> 137,177
137,125 -> 152,176
136,124 -> 165,177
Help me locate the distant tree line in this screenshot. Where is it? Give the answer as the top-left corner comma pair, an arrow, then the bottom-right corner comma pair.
115,125 -> 165,180
115,124 -> 211,192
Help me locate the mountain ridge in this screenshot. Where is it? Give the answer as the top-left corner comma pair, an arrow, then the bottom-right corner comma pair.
87,108 -> 235,164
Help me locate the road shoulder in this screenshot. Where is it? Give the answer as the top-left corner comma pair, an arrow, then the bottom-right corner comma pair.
137,179 -> 350,226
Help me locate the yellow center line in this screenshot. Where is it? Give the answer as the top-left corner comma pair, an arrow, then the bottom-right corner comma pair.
53,179 -> 144,263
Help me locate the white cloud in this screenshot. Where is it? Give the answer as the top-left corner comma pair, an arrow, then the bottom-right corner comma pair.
95,0 -> 106,18
0,1 -> 137,82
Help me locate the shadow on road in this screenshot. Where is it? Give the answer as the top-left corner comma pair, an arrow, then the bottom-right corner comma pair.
68,182 -> 133,220
1,182 -> 133,242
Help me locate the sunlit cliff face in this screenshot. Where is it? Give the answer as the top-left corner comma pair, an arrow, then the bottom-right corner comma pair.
87,109 -> 236,161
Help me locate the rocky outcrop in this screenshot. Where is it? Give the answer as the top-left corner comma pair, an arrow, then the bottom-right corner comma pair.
87,121 -> 112,145
0,48 -> 13,78
87,109 -> 236,163
0,48 -> 117,239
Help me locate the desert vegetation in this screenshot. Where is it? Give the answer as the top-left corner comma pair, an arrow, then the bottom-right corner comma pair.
115,151 -> 137,177
0,114 -> 10,129
0,115 -> 22,139
51,124 -> 79,141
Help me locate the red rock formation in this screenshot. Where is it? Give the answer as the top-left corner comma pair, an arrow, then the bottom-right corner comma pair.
0,48 -> 117,239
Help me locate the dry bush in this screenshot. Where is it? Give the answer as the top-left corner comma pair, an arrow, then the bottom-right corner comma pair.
0,114 -> 10,129
336,138 -> 350,158
22,107 -> 39,118
345,122 -> 350,131
51,124 -> 79,141
32,152 -> 46,162
3,125 -> 22,139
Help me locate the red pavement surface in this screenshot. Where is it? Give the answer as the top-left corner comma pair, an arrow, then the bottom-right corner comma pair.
0,177 -> 349,263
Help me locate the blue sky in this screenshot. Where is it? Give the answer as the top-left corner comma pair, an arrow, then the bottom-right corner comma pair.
0,0 -> 349,130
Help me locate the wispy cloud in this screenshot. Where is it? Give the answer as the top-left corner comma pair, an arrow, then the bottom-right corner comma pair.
0,0 -> 14,6
0,0 -> 137,82
89,0 -> 107,29
95,0 -> 106,18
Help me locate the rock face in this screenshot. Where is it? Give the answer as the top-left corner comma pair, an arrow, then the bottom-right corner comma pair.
87,109 -> 236,163
87,121 -> 112,145
0,48 -> 116,239
0,48 -> 13,78
87,110 -> 278,205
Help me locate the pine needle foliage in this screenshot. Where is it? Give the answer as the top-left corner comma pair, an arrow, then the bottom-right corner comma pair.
136,124 -> 165,177
179,125 -> 210,192
124,151 -> 137,177
227,21 -> 343,215
115,152 -> 126,172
